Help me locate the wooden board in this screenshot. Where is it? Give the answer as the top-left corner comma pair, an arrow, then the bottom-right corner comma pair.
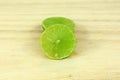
0,0 -> 120,80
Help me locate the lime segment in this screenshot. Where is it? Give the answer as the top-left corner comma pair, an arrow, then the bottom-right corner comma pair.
40,24 -> 76,59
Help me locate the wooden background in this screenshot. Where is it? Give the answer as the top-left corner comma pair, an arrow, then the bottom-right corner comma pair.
0,0 -> 120,80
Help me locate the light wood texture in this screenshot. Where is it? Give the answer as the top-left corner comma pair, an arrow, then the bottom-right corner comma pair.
0,0 -> 120,80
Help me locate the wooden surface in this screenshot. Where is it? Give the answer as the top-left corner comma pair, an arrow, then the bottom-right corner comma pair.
0,0 -> 120,80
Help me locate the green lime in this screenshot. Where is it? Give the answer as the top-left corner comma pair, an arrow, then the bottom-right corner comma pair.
42,17 -> 75,32
40,24 -> 76,59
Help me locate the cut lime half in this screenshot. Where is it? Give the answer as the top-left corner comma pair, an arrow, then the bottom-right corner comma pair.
42,17 -> 75,32
40,24 -> 76,59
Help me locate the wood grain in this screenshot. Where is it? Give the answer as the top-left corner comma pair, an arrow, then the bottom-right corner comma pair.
0,0 -> 120,80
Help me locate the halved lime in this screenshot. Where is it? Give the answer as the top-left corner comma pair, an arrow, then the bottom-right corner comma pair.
40,24 -> 76,59
42,17 -> 75,32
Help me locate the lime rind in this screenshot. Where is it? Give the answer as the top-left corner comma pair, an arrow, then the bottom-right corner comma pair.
42,17 -> 75,32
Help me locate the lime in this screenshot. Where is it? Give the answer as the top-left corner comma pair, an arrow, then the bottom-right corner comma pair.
40,24 -> 76,59
42,17 -> 75,32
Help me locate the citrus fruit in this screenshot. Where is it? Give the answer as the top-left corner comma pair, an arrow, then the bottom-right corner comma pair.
42,17 -> 75,32
40,24 -> 76,59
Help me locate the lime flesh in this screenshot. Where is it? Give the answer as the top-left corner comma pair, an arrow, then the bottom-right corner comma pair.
40,24 -> 76,59
42,17 -> 75,32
